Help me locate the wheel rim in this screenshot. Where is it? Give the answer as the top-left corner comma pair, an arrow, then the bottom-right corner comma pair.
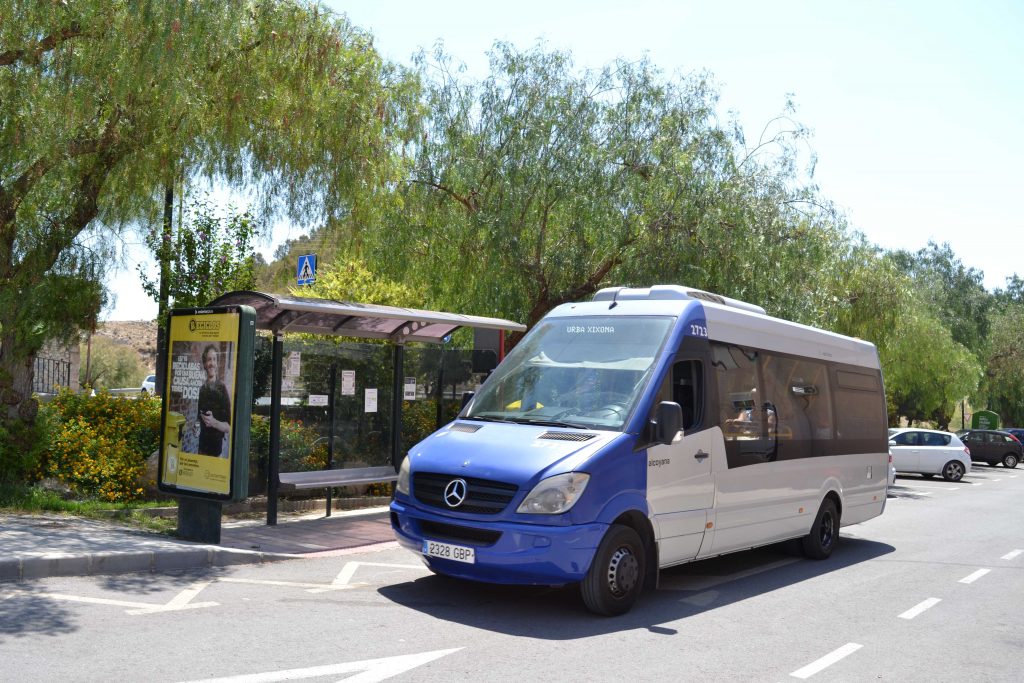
946,462 -> 964,480
819,510 -> 835,550
606,545 -> 640,597
1005,455 -> 1018,468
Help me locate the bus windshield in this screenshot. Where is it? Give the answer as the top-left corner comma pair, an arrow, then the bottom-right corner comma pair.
464,316 -> 675,431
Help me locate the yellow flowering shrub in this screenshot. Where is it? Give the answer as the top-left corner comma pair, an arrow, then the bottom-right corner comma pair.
41,388 -> 162,502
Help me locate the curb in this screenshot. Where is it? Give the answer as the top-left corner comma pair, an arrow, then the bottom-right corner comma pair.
0,547 -> 298,582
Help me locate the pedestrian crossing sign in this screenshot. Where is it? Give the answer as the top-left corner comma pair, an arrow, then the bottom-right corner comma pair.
296,254 -> 316,286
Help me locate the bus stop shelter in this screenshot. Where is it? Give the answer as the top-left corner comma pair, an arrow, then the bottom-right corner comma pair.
208,290 -> 526,524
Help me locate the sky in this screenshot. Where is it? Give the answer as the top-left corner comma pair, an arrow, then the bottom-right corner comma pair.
105,0 -> 1024,320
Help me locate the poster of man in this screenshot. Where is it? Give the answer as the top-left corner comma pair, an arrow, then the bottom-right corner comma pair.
160,309 -> 243,498
169,341 -> 235,458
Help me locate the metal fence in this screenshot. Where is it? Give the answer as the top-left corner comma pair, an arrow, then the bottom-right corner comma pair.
33,356 -> 72,394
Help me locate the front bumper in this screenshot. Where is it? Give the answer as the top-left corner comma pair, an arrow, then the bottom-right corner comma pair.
390,498 -> 606,586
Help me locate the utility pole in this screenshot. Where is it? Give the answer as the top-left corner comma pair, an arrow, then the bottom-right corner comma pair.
154,182 -> 174,397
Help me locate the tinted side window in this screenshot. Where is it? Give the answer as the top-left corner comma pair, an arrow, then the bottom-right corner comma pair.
673,360 -> 703,430
921,432 -> 950,447
832,368 -> 887,455
762,354 -> 832,459
893,431 -> 920,446
712,343 -> 776,467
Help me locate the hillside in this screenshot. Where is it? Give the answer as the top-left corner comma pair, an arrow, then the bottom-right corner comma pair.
95,320 -> 158,372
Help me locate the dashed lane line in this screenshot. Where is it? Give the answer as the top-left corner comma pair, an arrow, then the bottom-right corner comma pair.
898,597 -> 941,620
959,568 -> 990,584
790,643 -> 862,679
1001,549 -> 1022,560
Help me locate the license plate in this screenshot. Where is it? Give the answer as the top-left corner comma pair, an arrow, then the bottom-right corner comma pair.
422,539 -> 475,564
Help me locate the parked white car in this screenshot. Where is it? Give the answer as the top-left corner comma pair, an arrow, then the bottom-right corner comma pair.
141,374 -> 156,394
888,428 -> 971,482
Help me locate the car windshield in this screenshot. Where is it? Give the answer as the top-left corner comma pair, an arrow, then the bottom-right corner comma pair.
463,316 -> 674,431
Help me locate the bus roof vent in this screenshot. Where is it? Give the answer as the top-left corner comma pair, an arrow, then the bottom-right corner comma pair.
593,285 -> 766,315
537,431 -> 598,442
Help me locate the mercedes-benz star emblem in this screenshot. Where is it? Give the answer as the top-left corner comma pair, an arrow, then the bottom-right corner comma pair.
444,478 -> 468,508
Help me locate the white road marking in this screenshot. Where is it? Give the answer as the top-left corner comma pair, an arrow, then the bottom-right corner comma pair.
959,568 -> 990,584
308,561 -> 431,593
1008,475 -> 1018,479
176,647 -> 462,683
127,581 -> 219,615
990,478 -> 1002,482
218,577 -> 361,591
14,581 -> 219,615
1001,549 -> 1022,560
790,643 -> 862,679
898,597 -> 941,620
901,485 -> 956,491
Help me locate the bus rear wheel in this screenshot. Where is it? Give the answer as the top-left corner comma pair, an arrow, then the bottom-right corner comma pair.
802,498 -> 839,560
581,524 -> 645,616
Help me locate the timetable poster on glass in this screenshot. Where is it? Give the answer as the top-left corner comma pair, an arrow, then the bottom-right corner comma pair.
158,305 -> 255,502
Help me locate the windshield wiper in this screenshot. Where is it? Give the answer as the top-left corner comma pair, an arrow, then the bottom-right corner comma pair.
463,415 -> 515,423
509,417 -> 590,429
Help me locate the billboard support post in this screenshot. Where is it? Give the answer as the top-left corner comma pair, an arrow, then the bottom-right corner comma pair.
177,497 -> 223,543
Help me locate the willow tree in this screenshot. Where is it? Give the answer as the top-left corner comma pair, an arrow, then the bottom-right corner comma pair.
0,1 -> 417,436
363,43 -> 862,346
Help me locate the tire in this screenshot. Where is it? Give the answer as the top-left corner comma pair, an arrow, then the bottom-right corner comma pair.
942,460 -> 965,482
580,524 -> 645,616
802,498 -> 839,560
1002,453 -> 1019,469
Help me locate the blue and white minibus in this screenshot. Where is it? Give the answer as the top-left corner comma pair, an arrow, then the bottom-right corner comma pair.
390,285 -> 889,615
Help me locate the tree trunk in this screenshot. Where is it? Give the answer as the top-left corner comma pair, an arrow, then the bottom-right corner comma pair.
0,329 -> 39,426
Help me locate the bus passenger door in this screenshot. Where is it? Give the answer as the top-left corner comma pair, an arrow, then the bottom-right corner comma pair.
647,358 -> 715,566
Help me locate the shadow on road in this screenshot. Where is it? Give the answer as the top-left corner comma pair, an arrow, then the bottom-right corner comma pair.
377,536 -> 894,638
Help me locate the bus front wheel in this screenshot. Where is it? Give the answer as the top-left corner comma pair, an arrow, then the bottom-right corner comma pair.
581,524 -> 645,616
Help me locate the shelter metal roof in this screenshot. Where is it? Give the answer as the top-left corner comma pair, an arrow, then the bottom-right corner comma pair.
207,290 -> 526,344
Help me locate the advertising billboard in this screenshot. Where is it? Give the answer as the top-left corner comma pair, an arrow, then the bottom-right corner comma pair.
157,305 -> 255,502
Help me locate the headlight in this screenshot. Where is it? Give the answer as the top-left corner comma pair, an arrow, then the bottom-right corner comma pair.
396,456 -> 411,495
517,472 -> 590,514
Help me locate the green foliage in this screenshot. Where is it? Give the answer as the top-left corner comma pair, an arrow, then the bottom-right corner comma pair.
890,241 -> 992,355
80,335 -> 147,389
0,408 -> 54,484
880,304 -> 982,428
249,414 -> 329,473
980,304 -> 1024,425
361,42 -> 856,346
297,257 -> 423,307
41,389 -> 162,502
140,198 -> 259,308
0,0 -> 417,431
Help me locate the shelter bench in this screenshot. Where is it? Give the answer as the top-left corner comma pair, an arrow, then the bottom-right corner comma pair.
277,465 -> 398,493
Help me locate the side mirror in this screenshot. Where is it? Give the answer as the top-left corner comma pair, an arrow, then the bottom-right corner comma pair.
654,401 -> 683,445
461,391 -> 475,410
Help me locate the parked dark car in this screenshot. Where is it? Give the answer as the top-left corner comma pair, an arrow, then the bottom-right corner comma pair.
1001,427 -> 1024,443
955,429 -> 1023,468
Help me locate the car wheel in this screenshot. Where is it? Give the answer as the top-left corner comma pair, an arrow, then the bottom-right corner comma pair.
802,498 -> 839,560
1000,453 -> 1018,468
942,460 -> 965,482
581,524 -> 645,616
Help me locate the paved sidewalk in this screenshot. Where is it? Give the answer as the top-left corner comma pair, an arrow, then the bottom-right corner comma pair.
0,506 -> 396,582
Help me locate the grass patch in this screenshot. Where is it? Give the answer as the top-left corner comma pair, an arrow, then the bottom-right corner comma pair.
0,483 -> 179,535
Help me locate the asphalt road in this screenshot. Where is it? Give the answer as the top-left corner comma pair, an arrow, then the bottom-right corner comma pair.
3,465 -> 1023,682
